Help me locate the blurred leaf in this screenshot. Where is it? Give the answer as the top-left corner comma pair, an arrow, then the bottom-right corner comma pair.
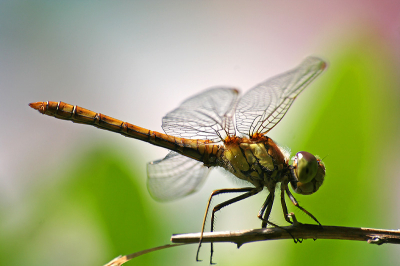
282,37 -> 399,265
0,145 -> 158,266
65,147 -> 154,258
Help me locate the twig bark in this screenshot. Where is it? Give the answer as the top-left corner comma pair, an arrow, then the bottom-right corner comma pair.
171,223 -> 400,248
104,214 -> 400,266
104,244 -> 185,266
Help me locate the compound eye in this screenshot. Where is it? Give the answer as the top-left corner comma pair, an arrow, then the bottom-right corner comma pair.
291,152 -> 325,195
294,151 -> 318,184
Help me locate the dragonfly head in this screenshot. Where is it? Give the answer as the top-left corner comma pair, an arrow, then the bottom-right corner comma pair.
290,151 -> 325,195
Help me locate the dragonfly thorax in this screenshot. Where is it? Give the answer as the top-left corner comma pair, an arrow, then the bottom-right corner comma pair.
220,135 -> 290,190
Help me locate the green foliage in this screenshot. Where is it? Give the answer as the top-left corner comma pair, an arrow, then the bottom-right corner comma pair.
0,146 -> 159,265
281,43 -> 399,265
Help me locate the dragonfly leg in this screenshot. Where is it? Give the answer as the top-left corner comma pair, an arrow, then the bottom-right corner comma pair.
285,186 -> 322,227
280,183 -> 293,224
257,189 -> 302,243
257,191 -> 290,228
196,187 -> 262,264
257,191 -> 289,230
257,192 -> 274,228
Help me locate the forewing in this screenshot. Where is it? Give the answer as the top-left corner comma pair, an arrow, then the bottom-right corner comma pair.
162,87 -> 238,141
235,57 -> 327,137
147,151 -> 211,201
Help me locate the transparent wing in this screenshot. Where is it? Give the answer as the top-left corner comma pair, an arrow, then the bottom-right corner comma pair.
162,87 -> 239,141
147,151 -> 211,201
235,57 -> 327,137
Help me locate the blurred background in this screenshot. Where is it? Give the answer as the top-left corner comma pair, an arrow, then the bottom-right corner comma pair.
1,1 -> 400,265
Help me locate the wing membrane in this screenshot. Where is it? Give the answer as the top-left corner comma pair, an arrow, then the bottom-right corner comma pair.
235,57 -> 326,137
147,151 -> 211,201
162,87 -> 238,141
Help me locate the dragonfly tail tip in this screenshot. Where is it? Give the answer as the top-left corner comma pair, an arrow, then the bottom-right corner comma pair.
29,102 -> 46,113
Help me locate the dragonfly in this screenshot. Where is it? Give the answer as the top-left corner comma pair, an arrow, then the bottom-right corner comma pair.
30,56 -> 327,263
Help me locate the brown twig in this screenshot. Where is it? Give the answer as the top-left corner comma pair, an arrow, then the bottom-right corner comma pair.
104,244 -> 185,266
104,214 -> 400,266
171,223 -> 400,248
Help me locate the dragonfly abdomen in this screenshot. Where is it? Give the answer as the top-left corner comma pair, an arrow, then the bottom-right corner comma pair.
29,101 -> 221,164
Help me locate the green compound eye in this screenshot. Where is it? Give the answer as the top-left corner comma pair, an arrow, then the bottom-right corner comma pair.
291,151 -> 325,195
295,151 -> 318,183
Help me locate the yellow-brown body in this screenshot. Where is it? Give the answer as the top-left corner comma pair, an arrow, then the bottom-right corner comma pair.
30,101 -> 290,193
220,135 -> 288,192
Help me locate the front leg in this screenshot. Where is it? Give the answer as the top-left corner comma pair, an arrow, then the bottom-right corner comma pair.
281,182 -> 293,224
285,186 -> 322,227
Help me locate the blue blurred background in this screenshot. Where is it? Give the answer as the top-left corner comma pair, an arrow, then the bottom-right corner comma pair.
1,1 -> 400,265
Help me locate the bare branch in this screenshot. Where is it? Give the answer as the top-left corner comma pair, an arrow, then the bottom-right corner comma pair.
171,222 -> 400,247
104,214 -> 400,266
103,244 -> 185,266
